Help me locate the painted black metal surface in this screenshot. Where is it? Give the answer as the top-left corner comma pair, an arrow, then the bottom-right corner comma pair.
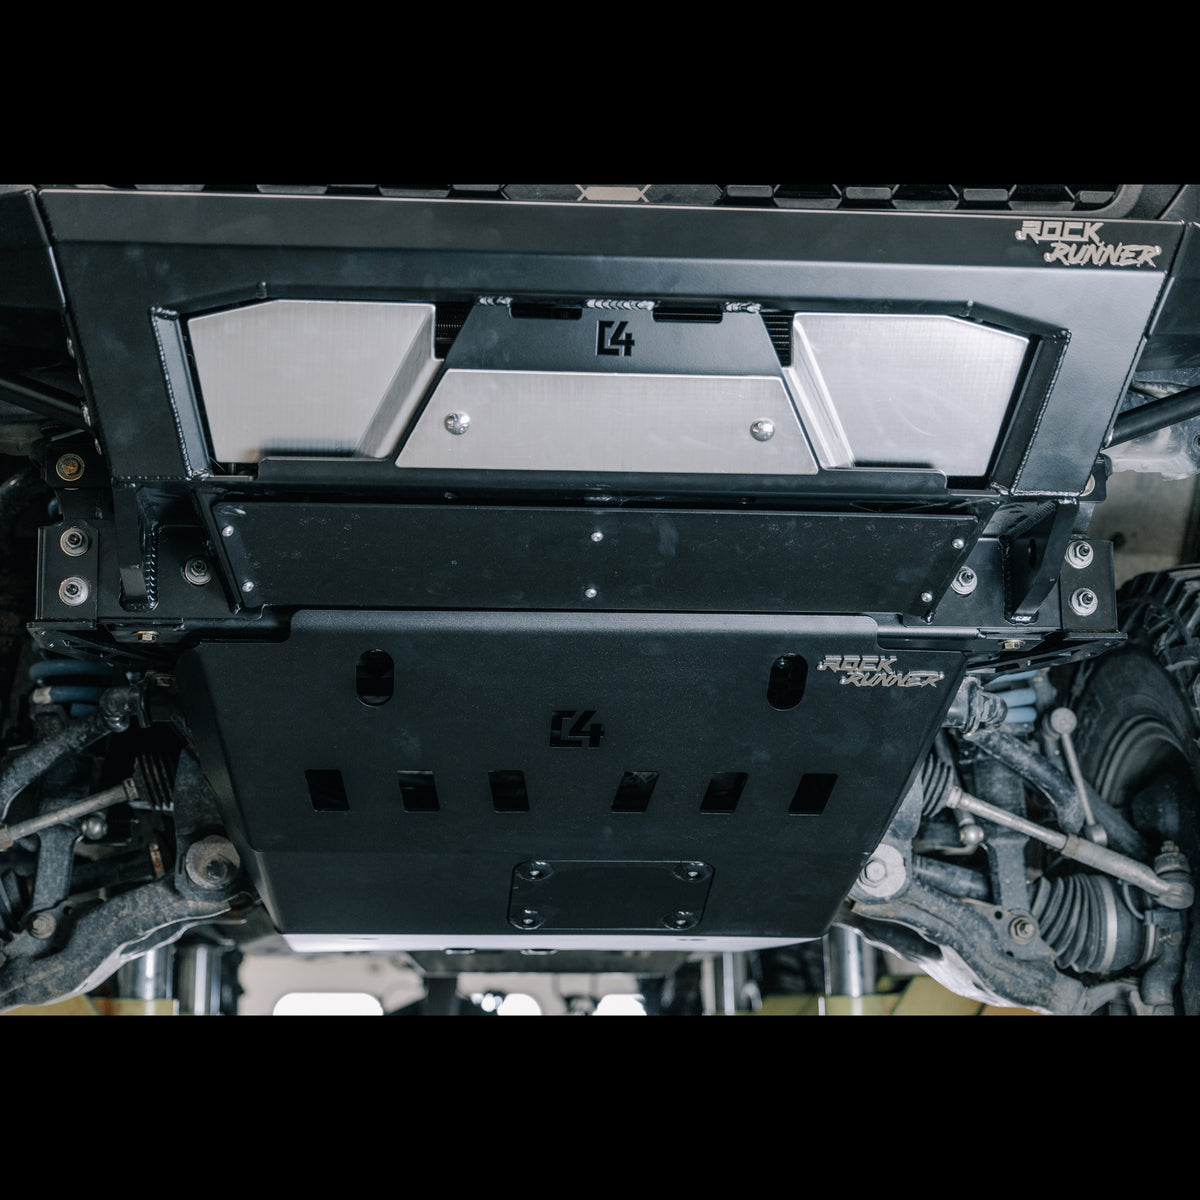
178,610 -> 966,937
212,502 -> 979,617
36,189 -> 1178,496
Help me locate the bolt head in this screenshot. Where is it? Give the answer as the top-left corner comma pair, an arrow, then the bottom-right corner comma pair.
584,587 -> 598,599
58,576 -> 89,606
951,566 -> 978,596
863,857 -> 887,884
204,858 -> 233,884
29,913 -> 57,939
444,412 -> 471,435
241,580 -> 255,593
1065,540 -> 1094,569
1009,916 -> 1037,943
749,419 -> 776,442
664,911 -> 699,930
55,453 -> 85,482
920,591 -> 934,605
221,525 -> 234,538
183,556 -> 212,586
952,537 -> 966,551
184,837 -> 242,891
1069,587 -> 1098,617
590,531 -> 604,542
60,527 -> 90,556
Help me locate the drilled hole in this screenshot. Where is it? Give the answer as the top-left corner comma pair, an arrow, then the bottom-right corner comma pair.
397,770 -> 439,812
788,773 -> 837,815
306,769 -> 349,812
767,654 -> 808,710
355,649 -> 394,706
490,770 -> 529,812
701,772 -> 747,814
612,771 -> 659,812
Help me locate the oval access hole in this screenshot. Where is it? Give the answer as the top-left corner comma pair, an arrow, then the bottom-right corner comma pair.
767,654 -> 807,710
356,649 -> 394,706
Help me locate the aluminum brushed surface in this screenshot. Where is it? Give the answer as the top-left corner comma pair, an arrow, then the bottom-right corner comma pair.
396,370 -> 818,474
793,314 -> 1029,474
188,300 -> 440,462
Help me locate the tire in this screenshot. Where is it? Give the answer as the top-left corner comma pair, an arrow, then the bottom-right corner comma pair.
1069,566 -> 1200,1013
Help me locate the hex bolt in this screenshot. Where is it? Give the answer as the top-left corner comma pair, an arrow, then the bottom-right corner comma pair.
59,527 -> 90,556
1065,540 -> 1094,570
184,837 -> 241,891
920,591 -> 934,605
515,909 -> 544,929
221,525 -> 234,538
952,537 -> 966,551
58,576 -> 89,606
204,858 -> 233,885
749,419 -> 775,442
444,412 -> 471,435
666,911 -> 698,929
241,581 -> 256,594
1009,916 -> 1038,943
862,857 -> 888,884
584,587 -> 598,599
29,912 -> 57,939
183,556 -> 213,586
951,567 -> 978,596
518,861 -> 553,882
591,531 -> 604,542
673,862 -> 711,883
55,453 -> 85,482
1070,587 -> 1098,617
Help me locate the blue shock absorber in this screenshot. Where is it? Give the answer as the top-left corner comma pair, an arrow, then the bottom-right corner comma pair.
28,659 -> 127,718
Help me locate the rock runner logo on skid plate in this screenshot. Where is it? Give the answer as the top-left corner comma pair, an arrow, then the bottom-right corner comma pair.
817,654 -> 944,689
1014,219 -> 1161,268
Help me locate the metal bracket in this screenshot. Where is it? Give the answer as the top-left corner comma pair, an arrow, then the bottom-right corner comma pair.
1003,499 -> 1078,623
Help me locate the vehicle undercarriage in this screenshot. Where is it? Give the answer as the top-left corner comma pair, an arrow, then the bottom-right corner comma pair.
1,182 -> 1197,1014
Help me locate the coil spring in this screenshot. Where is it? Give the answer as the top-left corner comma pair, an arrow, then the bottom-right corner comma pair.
985,670 -> 1043,726
1029,874 -> 1149,975
28,658 -> 126,718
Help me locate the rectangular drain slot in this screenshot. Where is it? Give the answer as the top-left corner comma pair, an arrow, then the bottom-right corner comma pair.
612,770 -> 659,812
397,770 -> 439,812
701,772 -> 747,814
306,769 -> 349,812
489,770 -> 530,812
790,773 -> 837,815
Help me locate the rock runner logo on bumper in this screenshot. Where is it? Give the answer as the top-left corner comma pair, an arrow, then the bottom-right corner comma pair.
1014,220 -> 1161,268
817,655 -> 945,688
